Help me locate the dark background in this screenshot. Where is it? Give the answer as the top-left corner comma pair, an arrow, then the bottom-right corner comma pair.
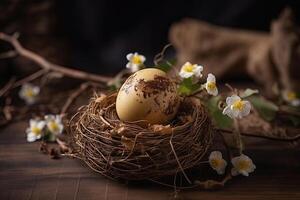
57,0 -> 300,74
1,0 -> 300,77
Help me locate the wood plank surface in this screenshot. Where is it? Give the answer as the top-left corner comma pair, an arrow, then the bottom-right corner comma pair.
0,121 -> 299,200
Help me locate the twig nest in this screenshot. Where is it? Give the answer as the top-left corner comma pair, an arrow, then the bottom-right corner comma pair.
69,93 -> 214,181
116,68 -> 180,124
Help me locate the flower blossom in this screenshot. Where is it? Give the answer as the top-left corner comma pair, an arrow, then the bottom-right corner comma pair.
179,62 -> 203,80
222,95 -> 251,119
282,90 -> 300,107
231,154 -> 256,176
126,52 -> 146,73
205,73 -> 218,96
45,115 -> 64,135
209,151 -> 227,175
19,83 -> 40,105
26,119 -> 45,142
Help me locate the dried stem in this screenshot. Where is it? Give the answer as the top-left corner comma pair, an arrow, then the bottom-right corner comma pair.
0,32 -> 112,83
233,118 -> 243,154
153,43 -> 172,65
13,69 -> 48,88
60,82 -> 91,115
0,50 -> 17,59
0,77 -> 16,97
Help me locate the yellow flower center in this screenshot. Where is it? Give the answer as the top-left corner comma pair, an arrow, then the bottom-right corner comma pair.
48,121 -> 59,132
237,160 -> 250,171
31,126 -> 41,136
25,89 -> 34,98
132,55 -> 142,65
183,64 -> 194,72
232,100 -> 244,111
210,158 -> 221,168
207,82 -> 216,90
287,92 -> 297,101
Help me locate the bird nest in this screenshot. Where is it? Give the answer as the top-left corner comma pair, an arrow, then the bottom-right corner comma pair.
69,93 -> 214,181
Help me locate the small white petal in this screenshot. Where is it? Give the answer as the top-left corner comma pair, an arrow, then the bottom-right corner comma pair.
37,121 -> 46,129
226,95 -> 241,106
292,99 -> 300,107
126,62 -> 133,69
27,132 -> 37,142
222,106 -> 233,118
32,86 -> 40,94
209,151 -> 222,159
207,73 -> 216,82
45,114 -> 55,121
211,88 -> 218,96
179,71 -> 194,79
126,53 -> 133,61
206,85 -> 218,96
240,101 -> 251,117
193,65 -> 203,78
130,64 -> 140,73
140,55 -> 146,63
240,170 -> 249,177
29,119 -> 37,127
55,115 -> 62,123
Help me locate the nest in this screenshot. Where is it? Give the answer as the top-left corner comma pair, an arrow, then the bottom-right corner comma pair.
69,93 -> 214,181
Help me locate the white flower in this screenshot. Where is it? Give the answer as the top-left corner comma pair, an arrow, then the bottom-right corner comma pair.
179,62 -> 203,80
26,119 -> 45,142
222,95 -> 251,119
209,151 -> 227,175
19,83 -> 40,105
126,52 -> 146,73
282,90 -> 300,107
231,154 -> 256,176
205,73 -> 218,96
45,115 -> 64,135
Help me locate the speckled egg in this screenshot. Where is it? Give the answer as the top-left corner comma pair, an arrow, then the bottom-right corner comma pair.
116,68 -> 180,124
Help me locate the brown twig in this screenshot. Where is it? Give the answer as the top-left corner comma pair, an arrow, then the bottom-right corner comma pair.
60,82 -> 91,115
153,43 -> 172,65
0,77 -> 16,97
0,32 -> 112,83
0,50 -> 17,59
13,69 -> 48,88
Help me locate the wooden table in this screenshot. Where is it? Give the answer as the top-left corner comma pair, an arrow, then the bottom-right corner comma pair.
0,121 -> 299,200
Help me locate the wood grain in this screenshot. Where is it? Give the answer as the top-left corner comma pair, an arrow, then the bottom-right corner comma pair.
0,121 -> 299,200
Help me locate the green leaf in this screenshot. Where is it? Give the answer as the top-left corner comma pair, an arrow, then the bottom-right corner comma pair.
178,78 -> 201,96
43,131 -> 56,142
206,96 -> 233,129
156,59 -> 176,72
108,84 -> 118,92
246,96 -> 279,121
240,88 -> 259,98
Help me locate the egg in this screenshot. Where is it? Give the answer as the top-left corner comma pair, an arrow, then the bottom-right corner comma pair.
116,68 -> 180,124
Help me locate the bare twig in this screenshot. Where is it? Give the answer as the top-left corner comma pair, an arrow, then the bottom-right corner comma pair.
0,50 -> 17,59
154,43 -> 172,65
13,69 -> 48,88
0,32 -> 112,83
60,82 -> 90,115
0,77 -> 16,97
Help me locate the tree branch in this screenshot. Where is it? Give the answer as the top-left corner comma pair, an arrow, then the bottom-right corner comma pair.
0,32 -> 112,83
